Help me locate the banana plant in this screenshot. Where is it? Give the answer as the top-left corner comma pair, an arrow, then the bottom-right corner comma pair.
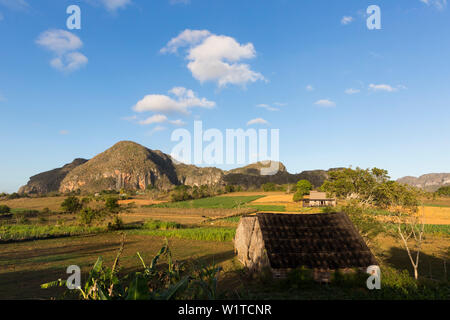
41,236 -> 194,300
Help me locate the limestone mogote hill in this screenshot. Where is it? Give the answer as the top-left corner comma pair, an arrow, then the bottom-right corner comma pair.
19,141 -> 333,194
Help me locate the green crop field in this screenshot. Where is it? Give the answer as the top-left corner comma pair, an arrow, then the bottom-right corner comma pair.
147,195 -> 265,209
247,204 -> 286,212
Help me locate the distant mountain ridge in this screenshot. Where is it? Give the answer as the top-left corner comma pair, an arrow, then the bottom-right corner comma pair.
19,141 -> 333,194
18,158 -> 88,194
397,173 -> 450,192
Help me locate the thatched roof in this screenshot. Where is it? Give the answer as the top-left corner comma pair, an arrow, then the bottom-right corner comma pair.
255,212 -> 377,270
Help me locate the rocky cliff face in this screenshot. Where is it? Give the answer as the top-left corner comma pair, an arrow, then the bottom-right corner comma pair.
397,173 -> 450,192
19,140 -> 334,194
18,158 -> 88,194
59,141 -> 181,193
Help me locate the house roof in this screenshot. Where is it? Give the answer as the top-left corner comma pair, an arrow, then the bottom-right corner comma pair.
309,191 -> 328,200
256,212 -> 377,270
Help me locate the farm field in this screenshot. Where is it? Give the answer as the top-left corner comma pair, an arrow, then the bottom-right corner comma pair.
0,227 -> 449,300
0,233 -> 235,300
1,192 -> 450,300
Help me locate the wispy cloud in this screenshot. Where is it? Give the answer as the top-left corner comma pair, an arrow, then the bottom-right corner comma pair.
247,118 -> 268,126
345,88 -> 360,95
0,0 -> 29,11
36,29 -> 88,73
341,16 -> 354,25
100,0 -> 131,11
368,84 -> 398,92
161,29 -> 265,87
257,104 -> 279,112
169,119 -> 186,126
0,12 -> 3,20
147,125 -> 167,136
133,87 -> 215,115
59,130 -> 69,135
420,0 -> 447,10
306,85 -> 314,92
315,99 -> 336,107
139,114 -> 168,125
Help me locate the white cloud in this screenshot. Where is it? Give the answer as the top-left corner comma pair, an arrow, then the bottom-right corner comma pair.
306,85 -> 314,91
345,88 -> 360,95
368,84 -> 398,92
148,125 -> 167,135
161,29 -> 265,87
247,118 -> 268,126
420,0 -> 447,10
133,87 -> 215,114
139,114 -> 168,125
169,119 -> 186,126
50,52 -> 88,72
341,16 -> 354,25
315,99 -> 336,107
100,0 -> 131,11
161,29 -> 211,54
36,29 -> 82,55
36,29 -> 88,73
257,104 -> 279,112
0,0 -> 29,11
273,102 -> 287,107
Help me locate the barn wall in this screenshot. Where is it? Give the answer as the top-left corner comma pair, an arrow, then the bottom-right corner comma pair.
234,217 -> 270,271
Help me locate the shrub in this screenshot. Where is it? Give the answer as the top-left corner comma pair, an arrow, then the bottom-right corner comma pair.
79,208 -> 105,225
0,205 -> 10,214
143,219 -> 182,230
61,196 -> 83,214
262,183 -> 277,192
436,186 -> 450,197
105,197 -> 120,213
107,216 -> 124,231
7,193 -> 22,200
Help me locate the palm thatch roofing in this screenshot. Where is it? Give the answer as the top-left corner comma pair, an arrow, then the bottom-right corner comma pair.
235,212 -> 377,271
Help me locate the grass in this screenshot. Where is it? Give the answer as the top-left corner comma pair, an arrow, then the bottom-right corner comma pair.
423,203 -> 450,208
129,227 -> 236,242
142,219 -> 182,230
247,204 -> 286,212
0,233 -> 234,299
147,196 -> 264,209
0,224 -> 106,242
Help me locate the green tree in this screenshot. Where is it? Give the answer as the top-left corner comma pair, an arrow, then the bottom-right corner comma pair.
0,205 -> 10,214
61,196 -> 82,214
293,180 -> 312,202
436,186 -> 450,197
262,182 -> 276,192
105,197 -> 120,213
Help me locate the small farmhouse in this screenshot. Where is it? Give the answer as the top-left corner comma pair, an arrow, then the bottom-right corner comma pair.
234,212 -> 377,281
302,191 -> 336,207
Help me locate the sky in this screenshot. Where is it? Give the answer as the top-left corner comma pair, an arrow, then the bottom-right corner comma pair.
1,0 -> 450,193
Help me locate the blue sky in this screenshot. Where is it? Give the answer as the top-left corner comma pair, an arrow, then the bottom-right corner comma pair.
1,0 -> 450,192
